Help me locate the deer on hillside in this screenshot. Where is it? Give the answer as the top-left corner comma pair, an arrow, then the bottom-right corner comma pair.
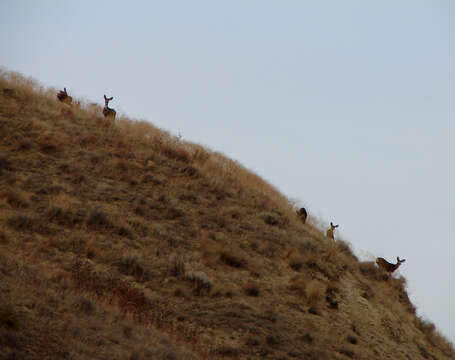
57,88 -> 72,104
376,257 -> 406,275
102,94 -> 116,119
296,207 -> 308,224
326,222 -> 339,240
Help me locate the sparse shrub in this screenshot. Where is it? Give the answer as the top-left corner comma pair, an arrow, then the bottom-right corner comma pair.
181,165 -> 200,178
244,282 -> 260,297
347,335 -> 358,344
336,240 -> 358,261
169,253 -> 185,277
0,304 -> 19,329
289,254 -> 304,271
123,326 -> 133,339
338,348 -> 355,358
116,254 -> 150,282
216,346 -> 240,357
265,333 -> 282,346
0,157 -> 12,172
306,280 -> 325,310
86,208 -> 112,229
116,225 -> 134,239
262,214 -> 279,226
220,250 -> 247,268
289,276 -> 307,297
359,261 -> 386,281
161,143 -> 192,163
7,215 -> 52,235
14,139 -> 33,151
74,296 -> 95,316
37,139 -> 60,153
47,206 -> 84,227
186,271 -> 213,296
3,190 -> 29,208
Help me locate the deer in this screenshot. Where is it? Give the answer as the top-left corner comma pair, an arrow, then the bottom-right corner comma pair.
56,88 -> 72,104
376,257 -> 406,275
296,207 -> 308,224
102,94 -> 116,119
326,222 -> 339,240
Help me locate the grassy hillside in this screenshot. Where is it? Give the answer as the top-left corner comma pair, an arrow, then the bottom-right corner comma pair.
0,70 -> 453,360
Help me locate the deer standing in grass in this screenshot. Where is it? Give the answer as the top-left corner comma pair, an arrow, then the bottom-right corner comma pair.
103,94 -> 116,119
326,222 -> 339,240
376,257 -> 406,275
57,88 -> 72,104
296,207 -> 308,224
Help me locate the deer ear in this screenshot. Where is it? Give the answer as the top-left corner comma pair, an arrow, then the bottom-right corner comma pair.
104,95 -> 107,100
109,97 -> 113,101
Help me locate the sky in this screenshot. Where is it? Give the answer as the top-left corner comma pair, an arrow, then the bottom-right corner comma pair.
1,0 -> 455,343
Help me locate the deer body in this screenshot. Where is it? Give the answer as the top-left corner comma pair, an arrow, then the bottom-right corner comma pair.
103,94 -> 116,119
57,88 -> 72,104
376,257 -> 406,274
296,207 -> 307,224
326,222 -> 339,240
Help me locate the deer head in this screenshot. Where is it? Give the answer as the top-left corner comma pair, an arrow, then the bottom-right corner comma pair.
104,94 -> 113,107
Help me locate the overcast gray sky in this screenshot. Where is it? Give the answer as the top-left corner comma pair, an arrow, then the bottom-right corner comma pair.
1,0 -> 454,343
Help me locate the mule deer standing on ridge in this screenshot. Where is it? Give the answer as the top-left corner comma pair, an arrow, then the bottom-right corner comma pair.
103,94 -> 116,119
376,257 -> 406,275
326,222 -> 339,240
57,88 -> 72,104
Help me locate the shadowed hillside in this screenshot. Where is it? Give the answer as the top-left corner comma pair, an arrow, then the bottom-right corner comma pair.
0,70 -> 453,359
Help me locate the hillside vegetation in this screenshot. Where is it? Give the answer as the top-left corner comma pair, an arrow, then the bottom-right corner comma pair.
0,70 -> 453,359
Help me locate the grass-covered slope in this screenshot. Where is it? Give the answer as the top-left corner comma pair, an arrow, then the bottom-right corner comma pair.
0,70 -> 453,359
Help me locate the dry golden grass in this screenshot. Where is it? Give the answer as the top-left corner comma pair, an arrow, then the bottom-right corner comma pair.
0,69 -> 454,359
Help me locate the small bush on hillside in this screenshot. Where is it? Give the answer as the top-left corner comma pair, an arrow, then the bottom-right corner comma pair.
186,271 -> 213,296
289,276 -> 307,297
161,143 -> 192,163
37,139 -> 60,153
73,296 -> 95,316
220,250 -> 247,268
169,253 -> 185,277
289,254 -> 305,271
0,157 -> 12,172
0,304 -> 19,329
86,208 -> 113,229
2,189 -> 29,208
261,214 -> 279,226
116,254 -> 150,282
244,282 -> 260,297
336,240 -> 358,261
14,139 -> 33,151
47,206 -> 85,227
358,261 -> 387,281
307,280 -> 326,312
7,215 -> 52,235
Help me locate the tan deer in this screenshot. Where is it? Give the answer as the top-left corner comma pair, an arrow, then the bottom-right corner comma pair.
326,222 -> 339,240
376,256 -> 406,275
296,207 -> 307,224
102,94 -> 116,119
57,88 -> 72,104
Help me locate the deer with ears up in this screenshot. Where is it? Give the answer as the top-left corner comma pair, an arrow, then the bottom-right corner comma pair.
376,256 -> 406,275
57,88 -> 72,104
326,222 -> 339,240
103,94 -> 116,119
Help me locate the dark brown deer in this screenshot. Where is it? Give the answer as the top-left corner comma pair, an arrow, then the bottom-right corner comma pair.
57,88 -> 72,104
326,222 -> 339,240
102,95 -> 116,119
376,256 -> 406,274
296,207 -> 308,224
